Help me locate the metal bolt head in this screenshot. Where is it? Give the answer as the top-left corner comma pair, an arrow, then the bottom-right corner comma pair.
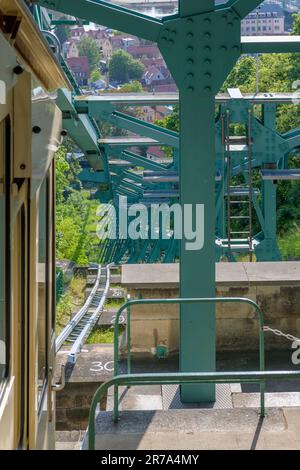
13,65 -> 24,75
32,126 -> 42,134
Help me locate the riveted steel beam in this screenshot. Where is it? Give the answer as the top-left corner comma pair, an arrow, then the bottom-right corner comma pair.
36,0 -> 162,42
222,0 -> 265,19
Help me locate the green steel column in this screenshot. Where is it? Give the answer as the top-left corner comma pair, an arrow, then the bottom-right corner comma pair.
260,104 -> 281,260
178,0 -> 216,401
179,91 -> 216,401
158,0 -> 240,402
36,0 -> 269,403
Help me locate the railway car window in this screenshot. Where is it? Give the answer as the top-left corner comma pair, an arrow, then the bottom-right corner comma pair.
0,117 -> 10,386
37,177 -> 49,406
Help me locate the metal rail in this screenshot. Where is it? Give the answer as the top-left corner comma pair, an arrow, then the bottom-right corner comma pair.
55,264 -> 101,351
75,92 -> 300,107
55,264 -> 112,364
87,370 -> 300,450
68,264 -> 112,364
113,297 -> 265,422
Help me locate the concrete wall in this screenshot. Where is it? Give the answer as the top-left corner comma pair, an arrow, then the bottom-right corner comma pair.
56,382 -> 107,431
55,344 -> 113,430
122,263 -> 300,354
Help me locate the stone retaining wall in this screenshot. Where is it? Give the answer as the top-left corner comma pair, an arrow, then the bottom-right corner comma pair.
122,263 -> 300,354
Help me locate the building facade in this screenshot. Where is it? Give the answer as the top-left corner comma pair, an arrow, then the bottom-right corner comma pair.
241,3 -> 285,36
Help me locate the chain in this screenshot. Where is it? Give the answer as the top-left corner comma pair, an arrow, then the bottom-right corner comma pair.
263,326 -> 300,344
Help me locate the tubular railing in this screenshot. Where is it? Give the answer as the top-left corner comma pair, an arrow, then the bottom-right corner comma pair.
88,370 -> 300,450
113,297 -> 265,422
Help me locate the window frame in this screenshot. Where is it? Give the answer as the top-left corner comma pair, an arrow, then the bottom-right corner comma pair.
0,115 -> 11,396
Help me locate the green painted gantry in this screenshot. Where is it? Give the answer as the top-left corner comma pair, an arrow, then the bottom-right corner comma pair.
35,0 -> 300,403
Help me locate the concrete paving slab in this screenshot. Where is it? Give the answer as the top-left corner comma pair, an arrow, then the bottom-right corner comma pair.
233,392 -> 300,408
93,408 -> 286,434
106,384 -> 163,412
83,408 -> 300,450
56,344 -> 115,383
106,393 -> 163,412
55,431 -> 83,450
98,310 -> 127,327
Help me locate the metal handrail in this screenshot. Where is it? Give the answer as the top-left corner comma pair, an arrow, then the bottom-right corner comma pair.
113,297 -> 266,422
87,370 -> 300,450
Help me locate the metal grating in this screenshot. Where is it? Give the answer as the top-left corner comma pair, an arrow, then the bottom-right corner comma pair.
162,384 -> 233,410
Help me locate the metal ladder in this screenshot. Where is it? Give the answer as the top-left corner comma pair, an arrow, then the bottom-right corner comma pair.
224,109 -> 254,261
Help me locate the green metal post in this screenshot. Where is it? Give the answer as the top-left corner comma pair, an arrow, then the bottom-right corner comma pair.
127,301 -> 131,374
179,91 -> 216,401
158,0 -> 240,402
258,104 -> 281,261
35,0 -> 300,404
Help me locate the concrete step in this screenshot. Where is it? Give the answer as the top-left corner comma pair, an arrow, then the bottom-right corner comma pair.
83,407 -> 300,450
106,385 -> 163,412
233,392 -> 300,408
55,431 -> 83,450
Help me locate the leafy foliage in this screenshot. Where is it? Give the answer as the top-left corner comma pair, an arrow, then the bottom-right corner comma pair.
109,49 -> 145,83
155,14 -> 300,243
56,146 -> 100,265
90,68 -> 102,83
78,37 -> 101,73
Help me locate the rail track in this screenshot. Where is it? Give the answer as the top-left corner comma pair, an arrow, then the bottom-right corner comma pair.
55,263 -> 113,364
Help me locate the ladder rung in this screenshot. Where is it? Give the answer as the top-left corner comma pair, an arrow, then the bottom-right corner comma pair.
230,201 -> 248,204
230,216 -> 250,219
230,231 -> 250,235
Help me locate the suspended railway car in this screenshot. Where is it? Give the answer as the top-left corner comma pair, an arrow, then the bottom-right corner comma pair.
0,0 -> 69,449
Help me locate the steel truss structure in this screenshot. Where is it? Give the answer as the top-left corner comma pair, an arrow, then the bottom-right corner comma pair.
33,0 -> 300,403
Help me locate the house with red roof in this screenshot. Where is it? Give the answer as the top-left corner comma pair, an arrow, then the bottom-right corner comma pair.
66,56 -> 90,86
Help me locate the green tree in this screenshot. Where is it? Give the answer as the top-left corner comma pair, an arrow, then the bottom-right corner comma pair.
109,49 -> 145,83
56,146 -> 70,205
119,81 -> 143,93
90,68 -> 102,83
78,37 -> 101,73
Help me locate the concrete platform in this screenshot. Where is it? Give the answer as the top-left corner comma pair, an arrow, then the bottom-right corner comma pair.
233,392 -> 300,408
83,407 -> 300,450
